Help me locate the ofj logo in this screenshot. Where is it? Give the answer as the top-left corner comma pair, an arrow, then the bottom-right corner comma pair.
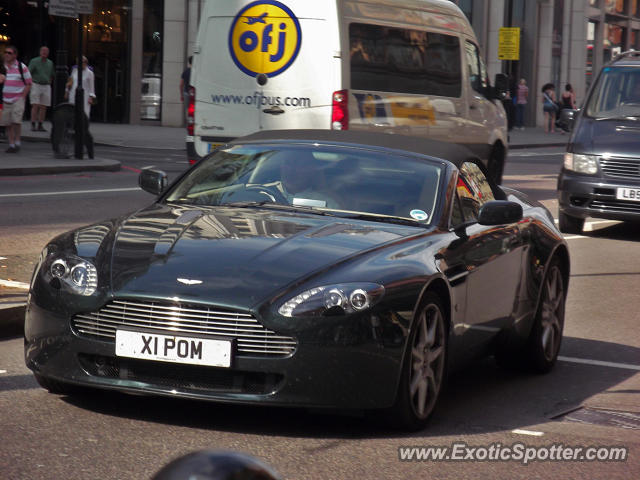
229,1 -> 302,78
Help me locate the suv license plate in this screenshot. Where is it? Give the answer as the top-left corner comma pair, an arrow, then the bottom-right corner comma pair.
616,187 -> 640,202
115,330 -> 231,368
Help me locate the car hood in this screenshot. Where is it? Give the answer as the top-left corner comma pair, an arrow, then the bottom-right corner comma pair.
573,117 -> 640,156
98,204 -> 417,307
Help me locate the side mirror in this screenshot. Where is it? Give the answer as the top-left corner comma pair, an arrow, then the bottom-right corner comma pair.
139,168 -> 168,196
478,200 -> 523,226
558,108 -> 578,132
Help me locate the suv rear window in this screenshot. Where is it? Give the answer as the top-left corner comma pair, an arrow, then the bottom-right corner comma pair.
349,23 -> 461,97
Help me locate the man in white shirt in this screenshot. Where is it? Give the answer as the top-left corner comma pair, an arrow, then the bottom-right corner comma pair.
64,56 -> 96,118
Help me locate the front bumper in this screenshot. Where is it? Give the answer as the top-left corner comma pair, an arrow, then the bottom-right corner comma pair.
557,169 -> 640,221
24,300 -> 407,410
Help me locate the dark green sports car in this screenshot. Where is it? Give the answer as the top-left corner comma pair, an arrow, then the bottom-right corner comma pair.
25,130 -> 569,430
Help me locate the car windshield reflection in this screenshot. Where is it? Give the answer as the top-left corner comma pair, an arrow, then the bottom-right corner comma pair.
165,144 -> 443,224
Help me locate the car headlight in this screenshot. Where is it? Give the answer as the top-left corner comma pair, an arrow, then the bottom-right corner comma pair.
278,283 -> 384,317
564,153 -> 598,174
44,253 -> 98,296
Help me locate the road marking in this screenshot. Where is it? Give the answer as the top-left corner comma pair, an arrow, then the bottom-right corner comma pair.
0,257 -> 6,260
0,187 -> 140,198
0,370 -> 7,374
509,151 -> 564,157
0,279 -> 30,290
559,356 -> 640,371
511,429 -> 544,436
563,235 -> 588,240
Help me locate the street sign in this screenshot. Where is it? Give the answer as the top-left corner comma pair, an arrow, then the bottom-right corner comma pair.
77,0 -> 94,15
49,0 -> 93,17
498,27 -> 520,61
48,0 -> 77,18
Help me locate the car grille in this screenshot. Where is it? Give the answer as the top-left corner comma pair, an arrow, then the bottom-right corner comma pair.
600,157 -> 640,179
72,299 -> 297,357
590,199 -> 640,214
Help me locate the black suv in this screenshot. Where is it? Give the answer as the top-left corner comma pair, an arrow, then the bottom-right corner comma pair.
558,50 -> 640,233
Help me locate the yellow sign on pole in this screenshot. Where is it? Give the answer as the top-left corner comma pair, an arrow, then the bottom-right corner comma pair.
498,27 -> 520,61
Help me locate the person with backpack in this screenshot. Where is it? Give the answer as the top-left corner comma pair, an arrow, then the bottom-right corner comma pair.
2,45 -> 32,153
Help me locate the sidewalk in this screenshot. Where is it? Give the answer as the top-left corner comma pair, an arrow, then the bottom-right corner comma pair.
0,120 -> 186,177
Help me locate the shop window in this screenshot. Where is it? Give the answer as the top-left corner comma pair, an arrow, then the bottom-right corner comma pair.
604,0 -> 626,14
605,23 -> 626,61
142,0 -> 164,121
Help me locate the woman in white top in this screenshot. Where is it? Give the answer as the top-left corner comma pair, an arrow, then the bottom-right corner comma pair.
64,56 -> 96,118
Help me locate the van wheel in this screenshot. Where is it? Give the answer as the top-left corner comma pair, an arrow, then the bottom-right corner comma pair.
558,211 -> 584,234
488,144 -> 505,185
388,293 -> 447,431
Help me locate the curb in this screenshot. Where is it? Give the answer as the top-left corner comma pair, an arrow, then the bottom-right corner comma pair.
0,159 -> 121,176
0,304 -> 25,338
21,134 -> 186,151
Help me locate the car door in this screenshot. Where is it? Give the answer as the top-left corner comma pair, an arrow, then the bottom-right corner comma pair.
442,162 -> 524,354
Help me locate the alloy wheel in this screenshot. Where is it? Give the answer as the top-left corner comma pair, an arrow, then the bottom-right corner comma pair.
409,302 -> 446,419
540,265 -> 564,362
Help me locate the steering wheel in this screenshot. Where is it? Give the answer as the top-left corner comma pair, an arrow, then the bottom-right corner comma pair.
243,185 -> 289,204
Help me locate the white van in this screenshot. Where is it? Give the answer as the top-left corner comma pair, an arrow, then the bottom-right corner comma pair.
187,0 -> 508,182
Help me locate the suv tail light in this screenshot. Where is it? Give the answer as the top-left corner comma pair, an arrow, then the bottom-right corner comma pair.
187,86 -> 195,136
331,90 -> 349,130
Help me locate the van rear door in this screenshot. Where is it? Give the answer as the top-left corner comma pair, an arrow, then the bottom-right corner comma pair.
229,1 -> 339,131
194,0 -> 338,157
192,8 -> 262,156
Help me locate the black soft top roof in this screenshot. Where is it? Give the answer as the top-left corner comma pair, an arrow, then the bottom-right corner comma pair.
229,129 -> 480,169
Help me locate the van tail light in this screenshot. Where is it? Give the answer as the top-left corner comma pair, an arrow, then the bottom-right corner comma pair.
187,86 -> 195,136
331,89 -> 349,130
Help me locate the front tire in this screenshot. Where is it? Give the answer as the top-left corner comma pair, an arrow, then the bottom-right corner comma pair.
558,211 -> 584,234
526,260 -> 566,373
389,293 -> 447,430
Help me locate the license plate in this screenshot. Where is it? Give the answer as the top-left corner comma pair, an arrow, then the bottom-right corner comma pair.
207,142 -> 223,153
616,187 -> 640,202
115,330 -> 232,368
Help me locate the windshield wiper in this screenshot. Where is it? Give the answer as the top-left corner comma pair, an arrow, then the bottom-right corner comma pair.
335,212 -> 426,227
219,202 -> 339,217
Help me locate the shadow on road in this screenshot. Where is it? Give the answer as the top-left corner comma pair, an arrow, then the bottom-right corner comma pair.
49,336 -> 639,439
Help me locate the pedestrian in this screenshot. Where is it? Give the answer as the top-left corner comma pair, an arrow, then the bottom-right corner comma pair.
501,77 -> 515,131
180,56 -> 192,121
558,83 -> 577,133
561,83 -> 577,110
28,46 -> 54,132
2,45 -> 32,153
515,78 -> 528,130
541,83 -> 557,133
64,56 -> 96,119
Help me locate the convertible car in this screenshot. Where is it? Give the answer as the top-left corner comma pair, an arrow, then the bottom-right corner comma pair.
25,130 -> 569,430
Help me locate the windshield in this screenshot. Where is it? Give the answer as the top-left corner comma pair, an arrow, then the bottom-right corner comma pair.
165,143 -> 443,224
586,66 -> 640,118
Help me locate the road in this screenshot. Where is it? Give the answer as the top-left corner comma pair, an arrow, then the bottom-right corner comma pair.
1,143 -> 638,479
